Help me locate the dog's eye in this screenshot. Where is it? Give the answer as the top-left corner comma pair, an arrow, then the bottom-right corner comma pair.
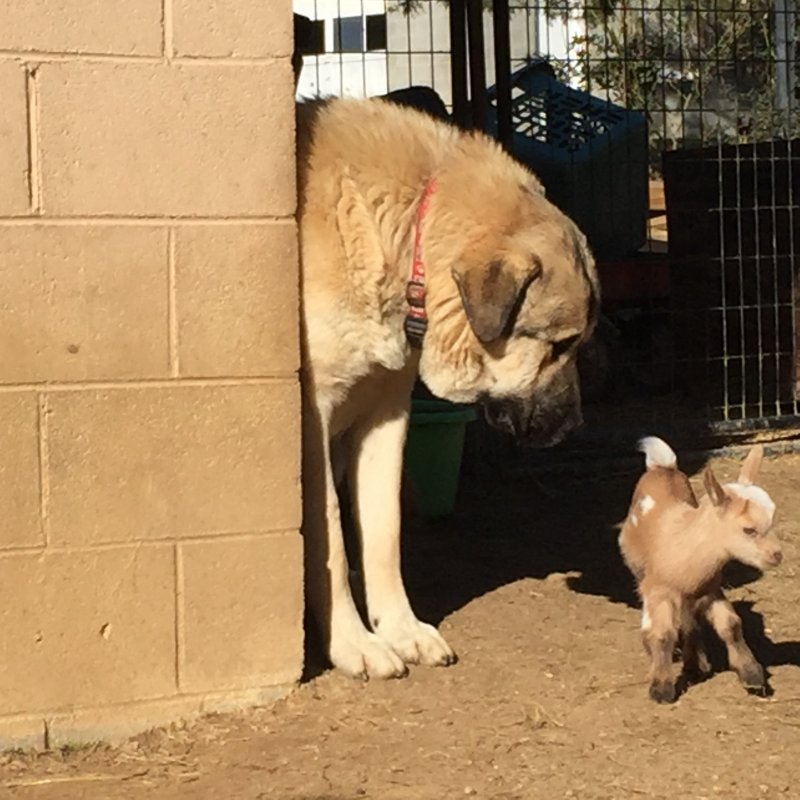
552,334 -> 581,359
743,527 -> 758,537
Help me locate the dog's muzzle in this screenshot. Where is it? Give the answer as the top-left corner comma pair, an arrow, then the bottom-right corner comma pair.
482,398 -> 582,447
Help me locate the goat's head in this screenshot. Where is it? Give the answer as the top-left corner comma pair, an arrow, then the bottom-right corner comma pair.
703,445 -> 782,571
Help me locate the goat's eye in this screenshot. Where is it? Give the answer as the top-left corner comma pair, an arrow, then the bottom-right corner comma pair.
743,527 -> 758,537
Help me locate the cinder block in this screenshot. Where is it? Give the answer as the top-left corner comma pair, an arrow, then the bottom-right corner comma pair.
38,62 -> 296,217
0,226 -> 169,382
173,0 -> 293,58
46,383 -> 301,546
175,223 -> 299,377
0,546 -> 176,715
0,0 -> 162,56
45,684 -> 292,747
180,532 -> 303,692
0,61 -> 29,214
0,393 -> 43,549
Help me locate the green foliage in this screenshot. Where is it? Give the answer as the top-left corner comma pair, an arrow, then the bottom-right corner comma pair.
395,0 -> 800,162
543,0 -> 800,155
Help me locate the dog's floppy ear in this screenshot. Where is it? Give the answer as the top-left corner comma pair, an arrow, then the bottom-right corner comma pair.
572,224 -> 600,336
451,259 -> 541,344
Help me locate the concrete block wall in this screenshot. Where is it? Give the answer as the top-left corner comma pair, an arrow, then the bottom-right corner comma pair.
0,0 -> 302,748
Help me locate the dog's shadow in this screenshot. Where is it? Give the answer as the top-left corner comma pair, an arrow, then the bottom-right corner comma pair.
400,452 -> 712,620
308,448 -> 800,683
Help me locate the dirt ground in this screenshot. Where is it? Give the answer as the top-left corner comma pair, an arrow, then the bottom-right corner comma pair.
3,450 -> 800,800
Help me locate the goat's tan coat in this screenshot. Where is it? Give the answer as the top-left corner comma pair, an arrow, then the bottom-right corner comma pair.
619,440 -> 781,702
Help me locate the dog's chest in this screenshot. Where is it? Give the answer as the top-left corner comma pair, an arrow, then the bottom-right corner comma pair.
327,359 -> 419,438
309,304 -> 408,379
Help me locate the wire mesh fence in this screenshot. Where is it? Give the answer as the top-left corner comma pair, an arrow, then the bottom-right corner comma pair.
294,0 -> 800,454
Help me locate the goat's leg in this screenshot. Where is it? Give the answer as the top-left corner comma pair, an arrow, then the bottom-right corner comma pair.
681,602 -> 711,680
682,624 -> 711,676
642,597 -> 678,703
704,591 -> 765,694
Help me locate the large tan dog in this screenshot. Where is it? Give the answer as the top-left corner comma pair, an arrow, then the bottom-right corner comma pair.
296,97 -> 599,679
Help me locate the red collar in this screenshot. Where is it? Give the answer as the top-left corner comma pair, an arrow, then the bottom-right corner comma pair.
404,178 -> 437,348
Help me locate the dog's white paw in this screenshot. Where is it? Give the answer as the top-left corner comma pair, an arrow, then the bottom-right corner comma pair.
375,613 -> 456,667
329,623 -> 408,680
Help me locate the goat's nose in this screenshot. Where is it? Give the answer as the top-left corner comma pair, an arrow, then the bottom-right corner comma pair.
769,550 -> 783,566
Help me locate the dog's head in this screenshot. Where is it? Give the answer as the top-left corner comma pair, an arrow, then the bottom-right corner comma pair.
419,162 -> 599,448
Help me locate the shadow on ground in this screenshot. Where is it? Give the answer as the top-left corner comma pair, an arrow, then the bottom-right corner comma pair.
305,447 -> 800,682
736,600 -> 800,675
400,452 -> 714,625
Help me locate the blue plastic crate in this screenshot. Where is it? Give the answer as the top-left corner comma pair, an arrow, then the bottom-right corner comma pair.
488,63 -> 649,260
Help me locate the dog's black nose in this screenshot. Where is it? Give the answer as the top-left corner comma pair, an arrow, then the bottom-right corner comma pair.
483,399 -> 520,435
482,396 -> 584,445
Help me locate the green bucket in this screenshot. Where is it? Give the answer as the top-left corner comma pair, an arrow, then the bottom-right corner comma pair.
404,399 -> 477,520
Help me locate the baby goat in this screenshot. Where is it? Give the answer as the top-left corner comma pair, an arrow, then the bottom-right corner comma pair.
619,437 -> 782,703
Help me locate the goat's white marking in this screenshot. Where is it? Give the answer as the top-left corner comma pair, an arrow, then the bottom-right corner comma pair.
638,436 -> 677,470
641,604 -> 652,631
630,513 -> 638,526
725,482 -> 776,521
639,495 -> 655,515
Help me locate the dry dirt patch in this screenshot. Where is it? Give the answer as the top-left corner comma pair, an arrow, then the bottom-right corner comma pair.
3,452 -> 800,799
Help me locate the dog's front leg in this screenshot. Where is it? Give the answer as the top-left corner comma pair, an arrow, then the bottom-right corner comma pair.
349,402 -> 456,668
303,401 -> 407,680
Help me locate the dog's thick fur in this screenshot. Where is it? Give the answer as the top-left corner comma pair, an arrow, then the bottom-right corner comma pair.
296,97 -> 599,678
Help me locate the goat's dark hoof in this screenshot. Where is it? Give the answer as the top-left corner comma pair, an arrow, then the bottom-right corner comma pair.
695,653 -> 712,676
649,681 -> 677,704
741,664 -> 767,696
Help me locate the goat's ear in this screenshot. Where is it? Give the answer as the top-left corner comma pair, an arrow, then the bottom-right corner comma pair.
451,258 -> 541,344
704,467 -> 727,507
737,444 -> 763,485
